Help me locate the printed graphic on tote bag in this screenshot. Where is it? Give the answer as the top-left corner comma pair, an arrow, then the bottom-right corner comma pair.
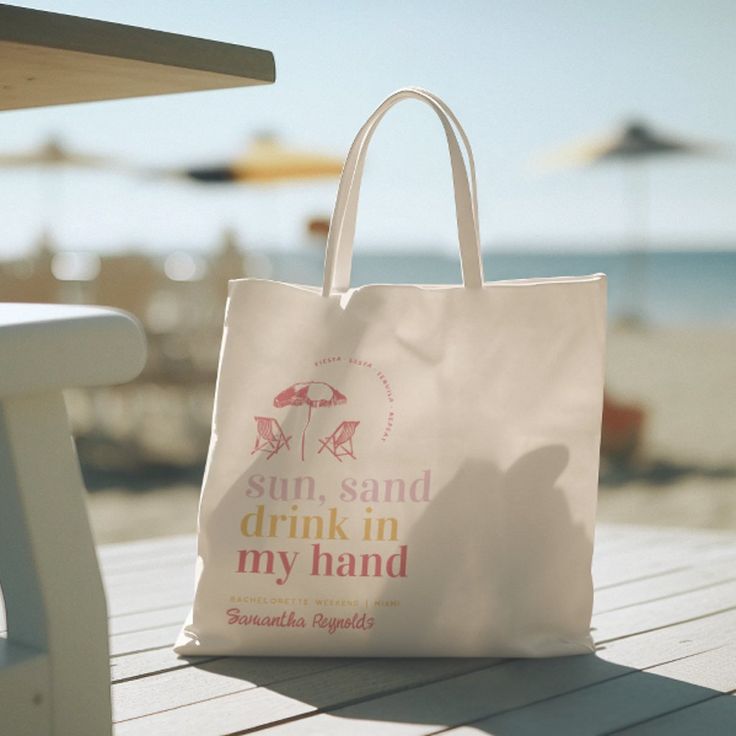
233,356 -> 419,598
317,419 -> 360,462
250,380 -> 362,462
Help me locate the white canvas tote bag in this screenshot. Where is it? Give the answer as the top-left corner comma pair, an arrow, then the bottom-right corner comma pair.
175,88 -> 606,658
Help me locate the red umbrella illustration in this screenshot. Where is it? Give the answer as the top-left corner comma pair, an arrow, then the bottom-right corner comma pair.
274,381 -> 347,461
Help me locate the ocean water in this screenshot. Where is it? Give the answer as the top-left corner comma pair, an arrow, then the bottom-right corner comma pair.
253,248 -> 736,326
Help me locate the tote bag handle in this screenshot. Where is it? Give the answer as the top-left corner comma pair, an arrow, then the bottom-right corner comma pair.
322,88 -> 484,297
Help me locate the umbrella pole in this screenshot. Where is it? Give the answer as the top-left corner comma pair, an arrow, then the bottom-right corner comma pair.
623,161 -> 650,325
301,404 -> 313,462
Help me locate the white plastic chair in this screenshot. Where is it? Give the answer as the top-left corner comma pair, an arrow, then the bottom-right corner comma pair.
0,303 -> 146,736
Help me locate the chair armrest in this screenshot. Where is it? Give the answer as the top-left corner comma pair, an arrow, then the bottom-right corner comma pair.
0,303 -> 146,398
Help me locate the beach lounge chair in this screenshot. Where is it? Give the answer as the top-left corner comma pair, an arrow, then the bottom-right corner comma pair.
318,420 -> 360,461
251,416 -> 292,459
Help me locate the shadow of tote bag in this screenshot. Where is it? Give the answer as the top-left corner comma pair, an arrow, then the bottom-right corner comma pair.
176,88 -> 606,658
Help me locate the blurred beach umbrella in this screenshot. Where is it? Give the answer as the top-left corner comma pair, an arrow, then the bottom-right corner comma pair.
537,120 -> 715,170
165,134 -> 344,184
0,137 -> 131,171
0,137 -> 135,233
538,120 -> 719,322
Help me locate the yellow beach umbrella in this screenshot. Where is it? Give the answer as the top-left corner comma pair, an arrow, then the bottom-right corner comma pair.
173,135 -> 344,184
231,135 -> 344,182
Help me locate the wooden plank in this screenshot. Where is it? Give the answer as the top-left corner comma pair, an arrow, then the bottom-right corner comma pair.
98,535 -> 195,571
107,555 -> 736,623
113,658 -> 357,722
113,658 -> 500,735
111,607 -> 736,735
99,554 -> 736,669
100,548 -> 195,578
593,579 -> 736,643
92,525 -> 733,611
593,556 -> 736,614
95,524 -> 736,666
252,615 -> 736,736
443,645 -> 736,735
104,550 -> 736,656
104,569 -> 194,617
594,607 -> 736,670
0,4 -> 274,110
96,524 -> 703,575
95,525 -> 727,572
95,529 -> 736,625
109,624 -> 182,657
1,589 -> 191,637
6,544 -> 725,638
101,563 -> 736,663
87,530 -> 736,734
102,566 -> 736,682
3,526 -> 733,648
108,605 -> 190,637
613,693 -> 736,735
111,648 -> 218,685
593,524 -> 730,554
99,534 -> 194,559
593,540 -> 736,588
644,644 -> 736,695
102,560 -> 195,587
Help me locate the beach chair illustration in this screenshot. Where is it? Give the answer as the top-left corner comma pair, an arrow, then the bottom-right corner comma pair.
251,416 -> 292,459
318,420 -> 360,462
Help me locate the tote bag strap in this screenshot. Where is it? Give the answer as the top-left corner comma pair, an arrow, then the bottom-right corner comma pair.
338,88 -> 481,260
322,88 -> 484,297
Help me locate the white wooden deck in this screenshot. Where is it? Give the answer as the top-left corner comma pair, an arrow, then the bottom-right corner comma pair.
93,523 -> 736,735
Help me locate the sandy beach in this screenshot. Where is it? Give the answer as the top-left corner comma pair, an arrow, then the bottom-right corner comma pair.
597,325 -> 736,528
85,325 -> 736,544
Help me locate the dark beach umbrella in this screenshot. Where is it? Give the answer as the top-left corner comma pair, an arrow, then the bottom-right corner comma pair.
538,120 -> 720,322
185,166 -> 235,183
540,120 -> 713,168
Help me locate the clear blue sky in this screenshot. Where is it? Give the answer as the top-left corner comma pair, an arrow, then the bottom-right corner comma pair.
1,0 -> 735,257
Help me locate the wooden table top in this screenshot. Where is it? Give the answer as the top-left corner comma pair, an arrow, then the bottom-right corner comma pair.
0,3 -> 274,110
97,523 -> 736,734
